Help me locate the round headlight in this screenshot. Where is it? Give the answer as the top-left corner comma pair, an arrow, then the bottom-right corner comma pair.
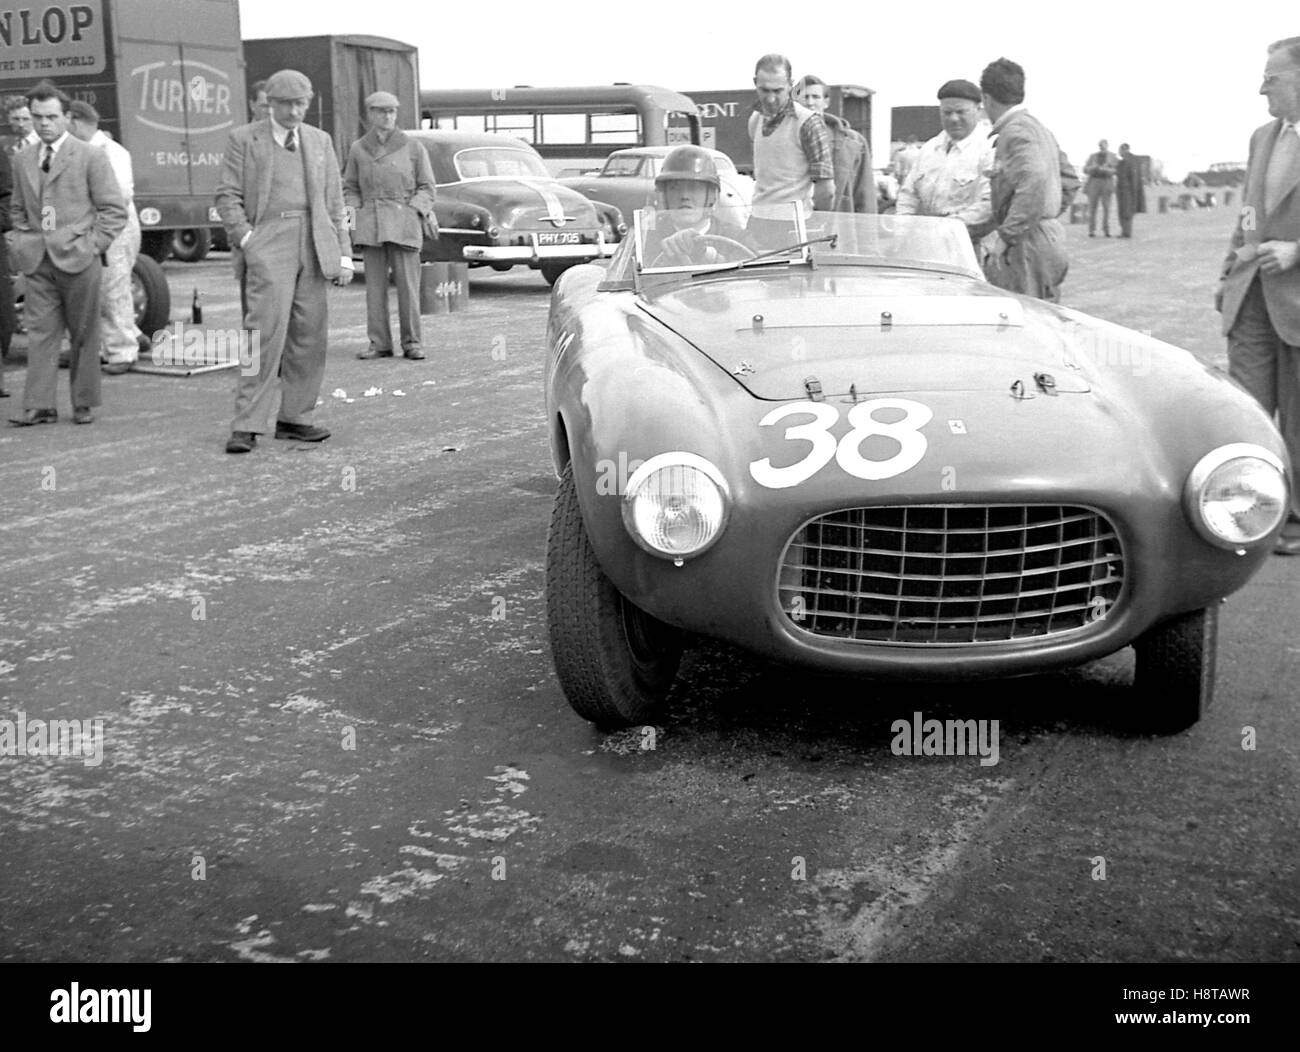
1184,444 -> 1288,548
622,452 -> 730,560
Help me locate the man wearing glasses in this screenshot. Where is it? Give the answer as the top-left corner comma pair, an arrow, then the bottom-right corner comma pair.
1218,37 -> 1300,555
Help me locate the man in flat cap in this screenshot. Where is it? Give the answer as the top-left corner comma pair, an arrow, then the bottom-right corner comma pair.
215,69 -> 353,453
896,80 -> 994,237
343,90 -> 437,360
977,58 -> 1069,302
68,99 -> 143,373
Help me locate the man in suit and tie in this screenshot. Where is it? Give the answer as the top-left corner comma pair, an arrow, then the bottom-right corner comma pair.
977,58 -> 1069,303
6,84 -> 127,426
1218,36 -> 1300,555
216,69 -> 353,454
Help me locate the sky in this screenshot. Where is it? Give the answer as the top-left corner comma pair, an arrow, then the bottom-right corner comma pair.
241,0 -> 1296,180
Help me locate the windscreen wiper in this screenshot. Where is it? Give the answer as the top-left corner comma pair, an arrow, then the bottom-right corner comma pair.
694,232 -> 839,276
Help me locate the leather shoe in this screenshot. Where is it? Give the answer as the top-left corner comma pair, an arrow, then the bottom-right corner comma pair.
357,347 -> 394,360
101,361 -> 133,375
403,347 -> 426,360
225,430 -> 257,453
275,421 -> 330,442
1274,535 -> 1300,556
10,409 -> 57,426
73,406 -> 93,424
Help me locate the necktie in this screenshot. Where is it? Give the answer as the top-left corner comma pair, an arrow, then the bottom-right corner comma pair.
41,145 -> 52,173
284,129 -> 296,152
1264,125 -> 1299,215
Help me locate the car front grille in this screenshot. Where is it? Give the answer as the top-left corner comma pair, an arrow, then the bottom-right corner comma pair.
778,505 -> 1124,644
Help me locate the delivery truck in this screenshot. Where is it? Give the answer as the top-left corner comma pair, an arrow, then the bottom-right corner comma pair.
0,0 -> 248,332
241,35 -> 420,168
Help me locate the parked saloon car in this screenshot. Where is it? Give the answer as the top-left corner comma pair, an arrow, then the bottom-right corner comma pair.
411,130 -> 625,285
544,205 -> 1290,733
560,146 -> 754,226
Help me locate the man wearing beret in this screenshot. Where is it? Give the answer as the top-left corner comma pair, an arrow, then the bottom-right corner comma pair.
216,69 -> 353,454
343,90 -> 437,361
896,79 -> 994,236
977,58 -> 1069,302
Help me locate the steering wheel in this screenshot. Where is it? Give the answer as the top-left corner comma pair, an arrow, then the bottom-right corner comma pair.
649,234 -> 757,268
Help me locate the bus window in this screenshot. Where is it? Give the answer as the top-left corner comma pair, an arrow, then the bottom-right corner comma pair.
486,114 -> 535,142
541,112 -> 586,147
590,112 -> 639,145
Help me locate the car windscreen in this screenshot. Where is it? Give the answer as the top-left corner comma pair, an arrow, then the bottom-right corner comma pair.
453,147 -> 550,181
600,155 -> 646,177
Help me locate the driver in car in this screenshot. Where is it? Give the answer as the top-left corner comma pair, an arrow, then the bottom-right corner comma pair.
643,146 -> 753,266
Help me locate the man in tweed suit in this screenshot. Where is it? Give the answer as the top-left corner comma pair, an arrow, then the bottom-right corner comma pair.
6,83 -> 127,426
1218,37 -> 1300,555
215,69 -> 353,454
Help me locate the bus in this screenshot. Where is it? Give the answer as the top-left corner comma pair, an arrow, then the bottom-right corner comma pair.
418,84 -> 702,176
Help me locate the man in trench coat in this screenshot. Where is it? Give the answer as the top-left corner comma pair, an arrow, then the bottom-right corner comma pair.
343,91 -> 437,360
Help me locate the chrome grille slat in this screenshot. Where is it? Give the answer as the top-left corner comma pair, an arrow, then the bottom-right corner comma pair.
780,504 -> 1125,645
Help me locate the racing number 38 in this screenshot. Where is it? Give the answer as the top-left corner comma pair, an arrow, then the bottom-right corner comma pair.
749,398 -> 934,489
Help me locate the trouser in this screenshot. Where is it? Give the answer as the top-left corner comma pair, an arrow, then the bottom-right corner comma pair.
1086,180 -> 1114,233
232,215 -> 328,434
1117,190 -> 1137,237
0,236 -> 14,360
22,253 -> 102,412
363,243 -> 421,352
101,209 -> 143,362
983,219 -> 1068,303
1227,275 -> 1300,533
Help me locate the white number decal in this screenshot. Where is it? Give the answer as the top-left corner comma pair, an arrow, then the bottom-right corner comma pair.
748,402 -> 839,489
835,398 -> 934,480
749,398 -> 932,488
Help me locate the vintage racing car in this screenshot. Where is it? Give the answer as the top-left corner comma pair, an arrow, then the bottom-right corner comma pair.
411,130 -> 625,285
543,205 -> 1290,732
559,145 -> 754,227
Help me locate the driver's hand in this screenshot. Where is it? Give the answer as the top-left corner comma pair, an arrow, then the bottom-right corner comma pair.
660,228 -> 703,264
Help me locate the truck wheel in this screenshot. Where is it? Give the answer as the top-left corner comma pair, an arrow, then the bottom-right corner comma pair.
170,228 -> 211,263
546,463 -> 683,728
140,231 -> 171,263
132,254 -> 172,337
1132,605 -> 1218,733
541,262 -> 573,286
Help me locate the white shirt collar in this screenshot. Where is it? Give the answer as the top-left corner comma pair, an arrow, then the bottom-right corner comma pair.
42,131 -> 69,155
268,116 -> 299,147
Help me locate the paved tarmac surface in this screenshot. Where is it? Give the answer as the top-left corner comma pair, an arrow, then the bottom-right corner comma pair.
1,210 -> 1297,962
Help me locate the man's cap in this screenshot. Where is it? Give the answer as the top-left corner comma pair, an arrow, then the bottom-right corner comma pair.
68,99 -> 99,123
937,79 -> 982,103
365,91 -> 400,110
265,70 -> 313,101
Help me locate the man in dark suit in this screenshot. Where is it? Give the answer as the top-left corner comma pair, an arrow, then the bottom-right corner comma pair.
1218,36 -> 1300,555
977,58 -> 1068,302
6,84 -> 127,426
215,69 -> 353,454
1115,143 -> 1145,238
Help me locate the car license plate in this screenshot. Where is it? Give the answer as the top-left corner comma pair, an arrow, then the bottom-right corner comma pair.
537,232 -> 581,246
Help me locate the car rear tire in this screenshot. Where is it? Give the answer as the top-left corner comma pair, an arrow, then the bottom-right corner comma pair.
1132,605 -> 1218,733
546,463 -> 683,728
132,253 -> 172,337
140,230 -> 171,263
541,262 -> 573,286
170,227 -> 211,263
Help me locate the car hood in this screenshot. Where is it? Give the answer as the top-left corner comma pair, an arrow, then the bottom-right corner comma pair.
444,179 -> 601,227
636,270 -> 1094,399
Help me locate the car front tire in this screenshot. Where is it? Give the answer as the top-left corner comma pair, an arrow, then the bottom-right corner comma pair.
1132,605 -> 1218,733
546,463 -> 683,728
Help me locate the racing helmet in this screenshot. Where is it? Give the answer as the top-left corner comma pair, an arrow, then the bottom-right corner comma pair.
654,146 -> 721,209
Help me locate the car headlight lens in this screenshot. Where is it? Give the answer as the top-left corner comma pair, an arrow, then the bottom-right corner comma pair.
1185,444 -> 1288,547
622,452 -> 730,560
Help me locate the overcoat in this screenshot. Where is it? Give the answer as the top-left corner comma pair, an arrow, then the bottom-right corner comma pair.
342,128 -> 436,249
